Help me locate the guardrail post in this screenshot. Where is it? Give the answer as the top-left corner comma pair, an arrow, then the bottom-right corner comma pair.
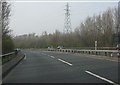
89,51 -> 90,54
92,51 -> 93,54
105,52 -> 107,56
109,52 -> 111,57
68,50 -> 70,52
98,52 -> 100,55
96,52 -> 97,55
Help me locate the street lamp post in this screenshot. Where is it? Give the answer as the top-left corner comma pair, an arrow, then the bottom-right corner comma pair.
95,41 -> 97,50
95,25 -> 100,50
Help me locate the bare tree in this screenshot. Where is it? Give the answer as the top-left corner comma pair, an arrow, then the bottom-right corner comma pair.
13,7 -> 118,49
2,1 -> 11,37
0,0 -> 2,54
2,1 -> 14,54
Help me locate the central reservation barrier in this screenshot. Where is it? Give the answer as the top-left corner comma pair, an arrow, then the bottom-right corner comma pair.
48,48 -> 120,58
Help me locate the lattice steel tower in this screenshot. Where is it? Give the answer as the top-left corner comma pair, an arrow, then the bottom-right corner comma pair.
64,3 -> 72,33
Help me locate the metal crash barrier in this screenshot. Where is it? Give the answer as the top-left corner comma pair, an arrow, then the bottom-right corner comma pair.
48,48 -> 120,58
1,49 -> 25,78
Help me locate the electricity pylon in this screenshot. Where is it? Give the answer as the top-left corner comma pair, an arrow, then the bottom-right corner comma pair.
64,3 -> 72,33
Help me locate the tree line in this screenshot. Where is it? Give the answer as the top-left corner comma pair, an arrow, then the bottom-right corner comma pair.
0,1 -> 14,54
13,6 -> 120,49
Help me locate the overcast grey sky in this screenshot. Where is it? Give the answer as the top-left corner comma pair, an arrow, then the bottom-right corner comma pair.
9,1 -> 118,36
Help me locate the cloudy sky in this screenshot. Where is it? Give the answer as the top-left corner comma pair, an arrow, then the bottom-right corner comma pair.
9,1 -> 119,36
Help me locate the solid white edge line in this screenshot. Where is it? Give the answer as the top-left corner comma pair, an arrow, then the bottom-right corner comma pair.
85,70 -> 116,84
58,59 -> 72,66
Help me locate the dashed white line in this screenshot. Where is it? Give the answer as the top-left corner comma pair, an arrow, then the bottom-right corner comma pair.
85,70 -> 116,84
41,53 -> 46,55
46,54 -> 50,56
58,59 -> 73,66
37,52 -> 117,84
41,53 -> 55,58
50,56 -> 55,58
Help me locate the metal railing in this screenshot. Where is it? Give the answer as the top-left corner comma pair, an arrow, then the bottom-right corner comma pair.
48,48 -> 120,58
1,52 -> 15,57
60,47 -> 116,50
1,50 -> 20,64
1,52 -> 16,64
2,50 -> 25,78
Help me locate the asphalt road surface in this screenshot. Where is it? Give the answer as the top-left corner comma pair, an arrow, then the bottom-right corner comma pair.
2,50 -> 119,84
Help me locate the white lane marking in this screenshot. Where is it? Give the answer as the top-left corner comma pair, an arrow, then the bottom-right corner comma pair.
50,56 -> 55,58
41,53 -> 47,55
58,59 -> 72,66
41,53 -> 45,55
41,53 -> 55,58
47,54 -> 51,57
85,70 -> 116,84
